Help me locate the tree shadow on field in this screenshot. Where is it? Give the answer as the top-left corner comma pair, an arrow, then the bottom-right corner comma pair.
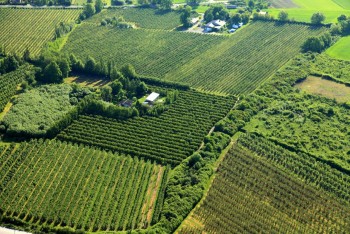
155,9 -> 172,15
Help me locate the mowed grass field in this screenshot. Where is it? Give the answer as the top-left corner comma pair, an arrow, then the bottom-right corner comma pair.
0,9 -> 81,56
326,36 -> 350,61
268,0 -> 350,23
295,76 -> 350,103
63,19 -> 326,95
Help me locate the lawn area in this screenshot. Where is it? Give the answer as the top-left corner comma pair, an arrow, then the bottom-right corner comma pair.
326,36 -> 350,61
268,0 -> 350,23
295,76 -> 350,103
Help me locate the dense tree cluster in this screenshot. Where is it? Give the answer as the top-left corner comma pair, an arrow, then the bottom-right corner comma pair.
204,5 -> 229,23
302,32 -> 332,53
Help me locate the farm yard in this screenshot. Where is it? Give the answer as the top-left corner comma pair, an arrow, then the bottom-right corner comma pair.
0,9 -> 81,56
1,3 -> 350,234
63,20 -> 325,95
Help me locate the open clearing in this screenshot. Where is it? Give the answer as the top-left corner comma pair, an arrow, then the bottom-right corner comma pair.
295,76 -> 350,103
326,36 -> 350,61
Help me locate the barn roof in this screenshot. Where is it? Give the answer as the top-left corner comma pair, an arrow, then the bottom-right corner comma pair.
146,92 -> 160,102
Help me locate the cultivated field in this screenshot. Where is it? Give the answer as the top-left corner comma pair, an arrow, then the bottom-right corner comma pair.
0,9 -> 81,56
63,20 -> 325,95
86,8 -> 181,30
58,90 -> 235,165
0,65 -> 33,112
179,138 -> 350,233
326,36 -> 350,61
0,140 -> 169,232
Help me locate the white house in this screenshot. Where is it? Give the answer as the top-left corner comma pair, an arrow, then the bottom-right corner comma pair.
205,20 -> 226,32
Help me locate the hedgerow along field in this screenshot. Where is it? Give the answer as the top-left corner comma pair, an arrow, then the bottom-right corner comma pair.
86,8 -> 181,30
0,9 -> 81,56
179,136 -> 350,233
63,20 -> 326,95
0,139 -> 169,232
58,90 -> 236,165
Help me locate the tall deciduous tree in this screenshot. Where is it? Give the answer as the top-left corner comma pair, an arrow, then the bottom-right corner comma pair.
85,56 -> 97,74
311,12 -> 325,25
95,0 -> 104,13
278,11 -> 288,22
180,6 -> 192,28
43,61 -> 63,83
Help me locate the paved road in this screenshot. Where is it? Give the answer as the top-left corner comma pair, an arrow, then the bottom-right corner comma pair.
0,4 -> 84,8
0,227 -> 31,234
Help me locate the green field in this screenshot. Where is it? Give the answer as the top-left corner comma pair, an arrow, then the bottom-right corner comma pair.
0,139 -> 169,232
58,90 -> 235,165
179,139 -> 350,233
333,0 -> 350,9
268,0 -> 350,23
0,9 -> 81,56
63,21 -> 325,95
326,36 -> 350,61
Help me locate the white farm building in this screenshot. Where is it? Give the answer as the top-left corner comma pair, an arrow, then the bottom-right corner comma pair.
145,92 -> 160,104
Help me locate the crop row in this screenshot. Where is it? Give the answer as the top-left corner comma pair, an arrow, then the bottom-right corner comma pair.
179,142 -> 350,233
63,21 -> 325,95
58,90 -> 235,165
62,24 -> 226,84
86,8 -> 181,30
238,133 -> 350,203
0,9 -> 81,56
165,21 -> 327,95
0,139 -> 169,232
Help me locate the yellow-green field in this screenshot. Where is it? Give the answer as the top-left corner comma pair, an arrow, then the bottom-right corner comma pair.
268,0 -> 350,23
326,36 -> 350,61
295,76 -> 350,103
